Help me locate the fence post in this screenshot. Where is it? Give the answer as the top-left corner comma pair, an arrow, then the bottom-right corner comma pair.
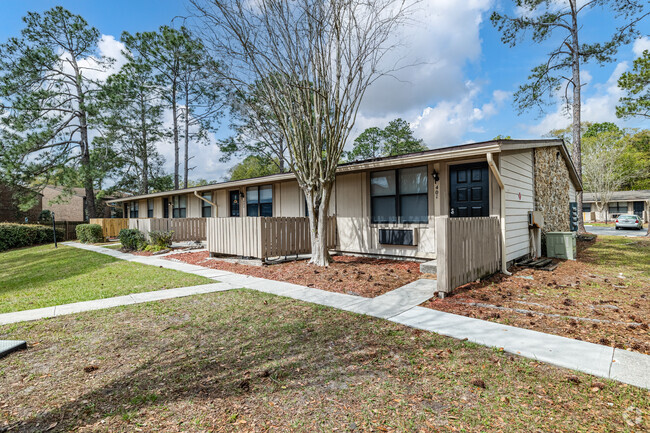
435,216 -> 449,295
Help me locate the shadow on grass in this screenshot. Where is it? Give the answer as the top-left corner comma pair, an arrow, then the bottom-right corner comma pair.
5,291 -> 441,432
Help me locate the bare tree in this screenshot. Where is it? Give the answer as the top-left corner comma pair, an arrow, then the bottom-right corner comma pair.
581,131 -> 632,221
189,0 -> 411,265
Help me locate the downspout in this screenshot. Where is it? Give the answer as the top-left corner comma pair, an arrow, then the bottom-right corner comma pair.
194,191 -> 218,217
486,153 -> 511,275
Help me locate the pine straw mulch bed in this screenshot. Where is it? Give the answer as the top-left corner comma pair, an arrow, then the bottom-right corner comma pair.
164,252 -> 424,298
422,235 -> 650,354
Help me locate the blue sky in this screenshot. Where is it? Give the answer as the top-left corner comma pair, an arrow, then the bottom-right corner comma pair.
1,1 -> 648,181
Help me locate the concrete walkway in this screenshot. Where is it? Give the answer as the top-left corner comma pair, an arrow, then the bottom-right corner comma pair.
1,242 -> 647,390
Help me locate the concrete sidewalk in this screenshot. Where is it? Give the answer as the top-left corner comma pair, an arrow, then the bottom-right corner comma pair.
2,241 -> 647,390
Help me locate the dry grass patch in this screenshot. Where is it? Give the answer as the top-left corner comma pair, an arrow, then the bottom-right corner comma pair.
1,290 -> 648,432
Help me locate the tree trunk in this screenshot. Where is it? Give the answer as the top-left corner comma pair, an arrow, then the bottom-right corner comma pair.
306,183 -> 333,266
172,82 -> 179,190
184,83 -> 190,189
570,0 -> 586,234
140,94 -> 149,195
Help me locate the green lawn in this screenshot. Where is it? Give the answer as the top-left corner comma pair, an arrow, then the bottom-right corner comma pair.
0,290 -> 647,432
0,244 -> 212,313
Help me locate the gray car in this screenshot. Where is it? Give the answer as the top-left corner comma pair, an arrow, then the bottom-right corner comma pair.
615,214 -> 644,230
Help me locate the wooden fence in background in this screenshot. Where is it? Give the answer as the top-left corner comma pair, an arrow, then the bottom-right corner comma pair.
35,220 -> 85,240
129,218 -> 206,242
436,216 -> 501,294
90,218 -> 129,239
207,216 -> 337,260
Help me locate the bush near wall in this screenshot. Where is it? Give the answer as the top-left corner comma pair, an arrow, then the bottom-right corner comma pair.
118,228 -> 145,251
0,223 -> 64,252
76,224 -> 104,243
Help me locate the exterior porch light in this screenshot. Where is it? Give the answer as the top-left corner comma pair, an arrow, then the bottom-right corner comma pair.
431,169 -> 440,183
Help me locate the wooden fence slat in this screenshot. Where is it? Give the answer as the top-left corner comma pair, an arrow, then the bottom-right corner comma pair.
206,216 -> 337,260
436,216 -> 500,294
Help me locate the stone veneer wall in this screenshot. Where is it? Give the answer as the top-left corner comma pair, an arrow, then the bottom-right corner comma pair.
534,146 -> 570,234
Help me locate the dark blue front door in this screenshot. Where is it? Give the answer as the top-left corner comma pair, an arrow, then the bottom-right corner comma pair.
449,162 -> 489,217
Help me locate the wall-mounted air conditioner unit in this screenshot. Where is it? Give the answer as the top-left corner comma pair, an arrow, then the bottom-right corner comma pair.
378,228 -> 418,246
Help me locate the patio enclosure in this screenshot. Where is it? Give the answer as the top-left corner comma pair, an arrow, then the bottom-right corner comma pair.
435,216 -> 501,294
207,216 -> 337,260
129,217 -> 206,242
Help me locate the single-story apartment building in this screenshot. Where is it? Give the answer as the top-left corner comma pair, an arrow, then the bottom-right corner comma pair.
583,190 -> 650,223
109,139 -> 582,270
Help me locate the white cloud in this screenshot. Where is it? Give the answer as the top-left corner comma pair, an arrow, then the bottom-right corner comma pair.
409,83 -> 509,147
527,62 -> 629,136
633,37 -> 650,57
359,0 -> 493,116
61,34 -> 127,82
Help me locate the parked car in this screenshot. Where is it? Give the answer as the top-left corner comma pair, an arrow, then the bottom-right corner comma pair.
615,214 -> 644,230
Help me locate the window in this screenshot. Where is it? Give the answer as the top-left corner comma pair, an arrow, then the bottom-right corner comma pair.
201,192 -> 212,217
247,185 -> 273,217
583,203 -> 591,212
608,202 -> 627,215
163,198 -> 169,218
370,166 -> 428,224
147,199 -> 154,218
129,202 -> 139,218
172,195 -> 187,218
229,190 -> 240,217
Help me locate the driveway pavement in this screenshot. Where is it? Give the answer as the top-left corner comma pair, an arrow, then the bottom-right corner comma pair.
585,224 -> 648,237
1,241 -> 648,390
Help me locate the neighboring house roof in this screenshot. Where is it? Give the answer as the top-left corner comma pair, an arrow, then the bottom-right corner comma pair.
44,186 -> 120,200
583,190 -> 650,203
109,138 -> 581,204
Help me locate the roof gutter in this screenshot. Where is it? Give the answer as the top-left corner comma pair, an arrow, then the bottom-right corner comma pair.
486,152 -> 511,276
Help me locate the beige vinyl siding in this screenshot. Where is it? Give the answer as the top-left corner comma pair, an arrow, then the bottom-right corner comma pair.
278,181 -> 302,217
215,190 -> 228,217
334,168 -> 435,259
501,150 -> 534,262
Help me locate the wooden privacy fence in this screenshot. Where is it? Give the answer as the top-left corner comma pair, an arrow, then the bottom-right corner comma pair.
90,218 -> 129,238
435,216 -> 501,294
207,216 -> 337,260
35,221 -> 84,240
129,218 -> 206,242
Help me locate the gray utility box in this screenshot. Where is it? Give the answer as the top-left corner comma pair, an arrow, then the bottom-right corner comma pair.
546,232 -> 576,260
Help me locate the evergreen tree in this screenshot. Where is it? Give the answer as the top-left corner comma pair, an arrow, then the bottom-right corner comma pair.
0,7 -> 113,217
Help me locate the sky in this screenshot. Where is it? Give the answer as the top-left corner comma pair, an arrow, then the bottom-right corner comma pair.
1,0 -> 649,183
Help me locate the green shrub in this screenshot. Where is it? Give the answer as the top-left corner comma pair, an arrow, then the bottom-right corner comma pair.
143,244 -> 167,253
76,224 -> 104,243
119,228 -> 145,251
37,210 -> 52,224
149,230 -> 174,248
0,223 -> 64,252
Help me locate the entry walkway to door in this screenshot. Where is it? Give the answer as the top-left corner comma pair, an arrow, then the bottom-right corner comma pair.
1,242 -> 647,390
